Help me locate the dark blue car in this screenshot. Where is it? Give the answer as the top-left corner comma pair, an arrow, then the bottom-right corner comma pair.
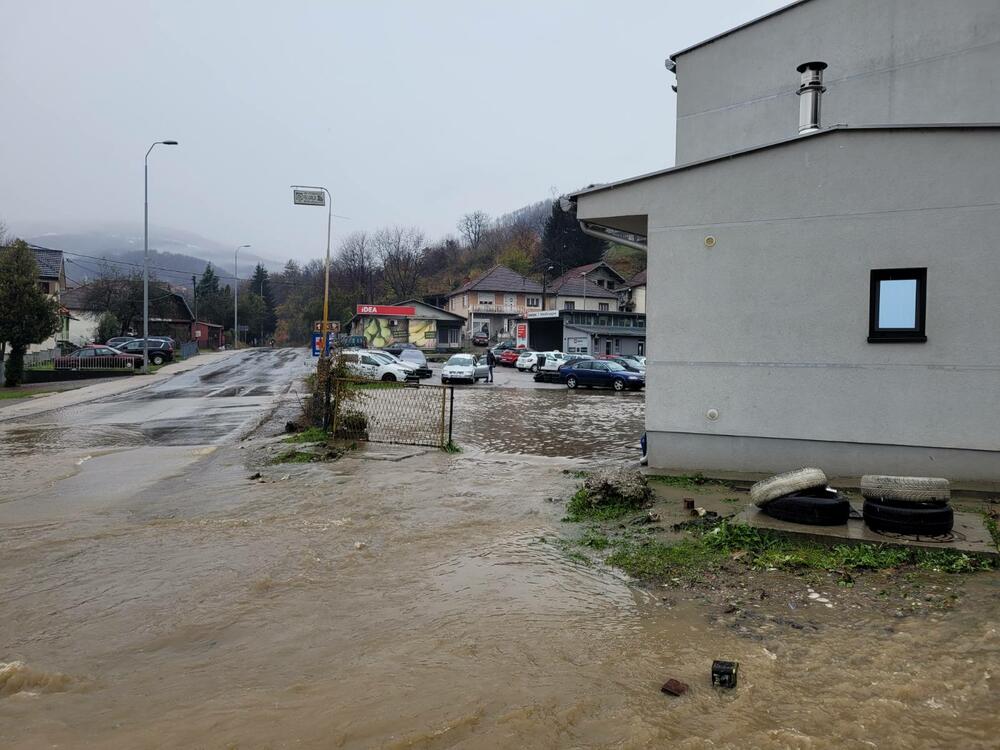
560,359 -> 645,392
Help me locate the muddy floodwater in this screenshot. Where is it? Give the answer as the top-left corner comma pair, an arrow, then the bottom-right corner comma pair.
1,349 -> 997,749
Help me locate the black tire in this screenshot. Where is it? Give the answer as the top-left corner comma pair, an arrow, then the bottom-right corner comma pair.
566,376 -> 578,389
612,378 -> 625,391
760,489 -> 851,526
863,499 -> 954,535
530,364 -> 538,373
381,373 -> 396,382
151,354 -> 165,366
441,377 -> 449,384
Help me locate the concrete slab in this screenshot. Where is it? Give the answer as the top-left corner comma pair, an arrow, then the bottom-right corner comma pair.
737,505 -> 998,559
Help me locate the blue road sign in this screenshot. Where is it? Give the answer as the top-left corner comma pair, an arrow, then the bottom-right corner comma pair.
311,332 -> 336,357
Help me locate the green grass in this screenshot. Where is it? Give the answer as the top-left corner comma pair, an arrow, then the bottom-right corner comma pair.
984,510 -> 999,551
284,427 -> 329,444
562,488 -> 638,522
443,440 -> 462,453
272,449 -> 321,464
0,389 -> 35,400
27,362 -> 55,371
647,473 -> 715,490
594,522 -> 996,580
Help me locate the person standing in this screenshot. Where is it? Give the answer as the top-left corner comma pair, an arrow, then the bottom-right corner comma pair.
486,348 -> 497,383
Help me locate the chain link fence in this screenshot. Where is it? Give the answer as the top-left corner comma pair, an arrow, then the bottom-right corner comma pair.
331,378 -> 454,448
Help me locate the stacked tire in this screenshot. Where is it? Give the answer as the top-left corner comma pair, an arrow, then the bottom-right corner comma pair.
750,468 -> 851,526
860,475 -> 953,536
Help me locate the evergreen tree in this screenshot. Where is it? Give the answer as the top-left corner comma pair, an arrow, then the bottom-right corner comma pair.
0,240 -> 61,387
250,263 -> 277,337
541,200 -> 607,269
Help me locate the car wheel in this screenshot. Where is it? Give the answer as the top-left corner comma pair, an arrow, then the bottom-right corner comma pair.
442,377 -> 448,384
530,364 -> 538,373
566,376 -> 578,389
381,373 -> 396,382
612,379 -> 625,391
151,354 -> 165,366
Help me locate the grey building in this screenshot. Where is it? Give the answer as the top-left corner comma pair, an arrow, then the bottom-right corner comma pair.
522,309 -> 646,357
569,0 -> 1000,482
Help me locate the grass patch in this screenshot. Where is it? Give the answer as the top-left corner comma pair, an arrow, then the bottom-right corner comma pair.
0,390 -> 36,400
272,449 -> 321,464
27,361 -> 55,371
443,440 -> 462,453
597,522 -> 996,580
284,427 -> 329,444
984,509 -> 999,551
648,473 -> 715,490
563,488 -> 637,522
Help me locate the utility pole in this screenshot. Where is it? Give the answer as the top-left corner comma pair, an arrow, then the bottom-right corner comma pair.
192,274 -> 198,346
234,244 -> 250,349
260,272 -> 265,347
143,139 -> 178,373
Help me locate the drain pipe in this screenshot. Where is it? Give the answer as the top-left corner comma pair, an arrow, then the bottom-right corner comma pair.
579,220 -> 647,251
796,61 -> 827,134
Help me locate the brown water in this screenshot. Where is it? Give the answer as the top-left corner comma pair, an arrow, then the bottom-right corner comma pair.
1,365 -> 998,748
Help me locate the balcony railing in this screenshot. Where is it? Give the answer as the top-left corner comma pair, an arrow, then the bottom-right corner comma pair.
468,304 -> 527,315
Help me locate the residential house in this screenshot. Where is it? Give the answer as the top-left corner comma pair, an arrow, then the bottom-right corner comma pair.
347,299 -> 467,350
569,0 -> 1000,481
547,262 -> 625,312
60,286 -> 102,345
28,245 -> 67,353
446,266 -> 545,343
622,270 -> 647,314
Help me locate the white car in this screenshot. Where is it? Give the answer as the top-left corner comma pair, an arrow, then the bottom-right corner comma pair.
515,351 -> 541,372
441,354 -> 489,384
538,351 -> 570,373
368,350 -> 419,376
340,350 -> 411,382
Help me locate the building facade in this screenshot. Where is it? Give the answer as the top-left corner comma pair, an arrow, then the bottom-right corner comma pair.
446,266 -> 545,343
571,0 -> 1000,482
521,309 -> 646,357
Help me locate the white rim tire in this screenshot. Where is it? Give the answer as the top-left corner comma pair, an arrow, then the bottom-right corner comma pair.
750,467 -> 828,508
860,475 -> 950,503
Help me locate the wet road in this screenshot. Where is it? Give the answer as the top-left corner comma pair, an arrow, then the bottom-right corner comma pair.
2,350 -> 997,749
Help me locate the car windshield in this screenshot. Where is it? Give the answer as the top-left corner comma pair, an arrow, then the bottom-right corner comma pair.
399,350 -> 424,363
369,352 -> 394,364
606,362 -> 627,372
447,355 -> 474,366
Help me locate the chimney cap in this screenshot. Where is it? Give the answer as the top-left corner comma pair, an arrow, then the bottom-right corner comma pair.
797,61 -> 828,73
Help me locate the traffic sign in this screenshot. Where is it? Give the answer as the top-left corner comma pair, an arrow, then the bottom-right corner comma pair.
293,189 -> 325,206
311,331 -> 337,357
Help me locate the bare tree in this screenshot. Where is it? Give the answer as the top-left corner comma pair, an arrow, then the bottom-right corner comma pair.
373,226 -> 425,302
457,211 -> 491,250
338,231 -> 378,304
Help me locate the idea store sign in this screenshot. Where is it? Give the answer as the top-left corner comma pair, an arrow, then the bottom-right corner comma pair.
356,304 -> 416,316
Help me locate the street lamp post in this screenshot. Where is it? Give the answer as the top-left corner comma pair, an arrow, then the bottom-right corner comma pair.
290,185 -> 333,355
143,140 -> 178,374
234,244 -> 251,349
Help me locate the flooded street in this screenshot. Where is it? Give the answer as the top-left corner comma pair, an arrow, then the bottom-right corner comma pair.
1,349 -> 997,748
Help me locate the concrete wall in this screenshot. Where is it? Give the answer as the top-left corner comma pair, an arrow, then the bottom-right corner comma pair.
555,295 -> 617,312
577,128 -> 1000,480
674,0 -> 1000,163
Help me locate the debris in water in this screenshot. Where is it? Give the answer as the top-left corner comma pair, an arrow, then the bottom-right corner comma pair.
808,592 -> 821,600
354,541 -> 367,550
248,472 -> 262,480
76,455 -> 92,466
661,678 -> 689,696
711,660 -> 739,689
279,473 -> 290,481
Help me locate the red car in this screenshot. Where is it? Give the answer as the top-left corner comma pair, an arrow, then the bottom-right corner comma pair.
54,345 -> 144,370
498,348 -> 529,367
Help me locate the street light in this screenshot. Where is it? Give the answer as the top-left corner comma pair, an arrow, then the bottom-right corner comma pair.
234,244 -> 251,349
143,140 -> 178,374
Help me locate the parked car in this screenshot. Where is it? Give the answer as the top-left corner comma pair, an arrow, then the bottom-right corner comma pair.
515,351 -> 542,372
384,341 -> 418,356
441,354 -> 489,384
54,345 -> 143,370
340,350 -> 410,381
596,354 -> 645,373
560,359 -> 645,391
148,336 -> 177,348
499,348 -> 528,367
116,338 -> 175,366
56,340 -> 80,355
396,348 -> 432,378
470,331 -> 490,346
341,335 -> 368,349
489,341 -> 517,357
105,336 -> 136,349
368,350 -> 424,380
533,351 -> 586,382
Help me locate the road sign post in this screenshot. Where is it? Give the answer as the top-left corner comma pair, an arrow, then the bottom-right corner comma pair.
292,185 -> 333,358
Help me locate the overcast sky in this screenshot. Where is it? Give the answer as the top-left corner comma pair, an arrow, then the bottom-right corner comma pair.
2,0 -> 782,262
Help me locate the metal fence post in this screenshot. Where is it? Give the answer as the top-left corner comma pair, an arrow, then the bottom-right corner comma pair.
448,387 -> 454,447
330,377 -> 341,435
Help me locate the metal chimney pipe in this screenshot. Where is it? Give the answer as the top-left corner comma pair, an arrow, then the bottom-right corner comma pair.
796,61 -> 827,134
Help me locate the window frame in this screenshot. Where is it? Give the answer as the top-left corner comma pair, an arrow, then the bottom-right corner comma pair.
868,268 -> 927,343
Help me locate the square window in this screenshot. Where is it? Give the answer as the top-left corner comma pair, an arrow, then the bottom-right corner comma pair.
598,303 -> 609,311
868,268 -> 926,343
563,301 -> 575,310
